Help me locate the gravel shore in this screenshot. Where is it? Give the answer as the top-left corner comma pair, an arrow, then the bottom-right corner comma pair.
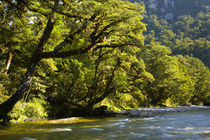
116,106 -> 210,117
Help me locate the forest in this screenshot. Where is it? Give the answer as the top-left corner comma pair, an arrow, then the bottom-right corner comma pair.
0,0 -> 209,124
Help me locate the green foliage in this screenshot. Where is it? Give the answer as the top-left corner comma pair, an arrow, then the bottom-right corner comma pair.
177,55 -> 210,105
0,96 -> 48,122
140,44 -> 195,106
141,0 -> 210,67
0,0 -> 209,122
98,93 -> 141,112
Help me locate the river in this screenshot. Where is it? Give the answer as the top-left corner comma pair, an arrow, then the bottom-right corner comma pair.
0,110 -> 209,140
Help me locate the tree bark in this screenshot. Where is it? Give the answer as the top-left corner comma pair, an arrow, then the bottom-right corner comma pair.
5,51 -> 13,74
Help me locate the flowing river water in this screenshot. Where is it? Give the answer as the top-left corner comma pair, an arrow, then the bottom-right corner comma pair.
0,110 -> 209,140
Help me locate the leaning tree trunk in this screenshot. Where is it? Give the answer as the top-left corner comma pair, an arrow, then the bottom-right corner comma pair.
0,14 -> 55,125
0,61 -> 37,124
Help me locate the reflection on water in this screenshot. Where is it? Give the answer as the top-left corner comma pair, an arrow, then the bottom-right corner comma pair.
0,110 -> 209,140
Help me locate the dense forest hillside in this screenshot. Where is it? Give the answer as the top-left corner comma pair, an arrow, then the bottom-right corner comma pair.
141,0 -> 208,21
132,0 -> 210,67
0,0 -> 209,124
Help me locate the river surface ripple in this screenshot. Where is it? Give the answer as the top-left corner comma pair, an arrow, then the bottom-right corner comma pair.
0,110 -> 209,140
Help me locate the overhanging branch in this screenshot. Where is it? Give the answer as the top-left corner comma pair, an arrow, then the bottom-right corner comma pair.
53,13 -> 98,52
40,45 -> 91,58
40,42 -> 135,59
93,43 -> 135,51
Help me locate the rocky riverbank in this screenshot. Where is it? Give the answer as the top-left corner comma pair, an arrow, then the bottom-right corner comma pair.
115,106 -> 210,117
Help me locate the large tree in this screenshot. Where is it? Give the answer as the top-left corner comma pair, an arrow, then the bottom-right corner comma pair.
140,44 -> 194,106
0,0 -> 145,124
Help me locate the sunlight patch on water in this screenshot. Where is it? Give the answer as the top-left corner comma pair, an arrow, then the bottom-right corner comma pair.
183,127 -> 194,130
0,128 -> 45,135
109,122 -> 126,127
164,126 -> 174,129
141,117 -> 154,120
21,137 -> 37,140
89,128 -> 104,131
161,133 -> 175,137
81,125 -> 105,128
116,118 -> 132,122
139,126 -> 161,129
167,127 -> 210,136
129,132 -> 149,137
175,127 -> 210,131
23,117 -> 101,124
47,128 -> 72,132
0,127 -> 72,135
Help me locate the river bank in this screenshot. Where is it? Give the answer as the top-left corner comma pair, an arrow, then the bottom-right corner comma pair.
3,106 -> 210,124
25,106 -> 210,123
113,105 -> 210,117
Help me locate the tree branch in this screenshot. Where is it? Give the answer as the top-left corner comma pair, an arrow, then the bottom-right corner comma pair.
53,13 -> 98,52
40,45 -> 92,58
94,16 -> 131,40
93,43 -> 135,51
88,58 -> 121,106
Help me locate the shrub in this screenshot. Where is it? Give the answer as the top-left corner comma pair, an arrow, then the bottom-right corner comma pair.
0,96 -> 49,122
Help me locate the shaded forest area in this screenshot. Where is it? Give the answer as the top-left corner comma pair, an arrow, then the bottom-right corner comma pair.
0,0 -> 209,124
